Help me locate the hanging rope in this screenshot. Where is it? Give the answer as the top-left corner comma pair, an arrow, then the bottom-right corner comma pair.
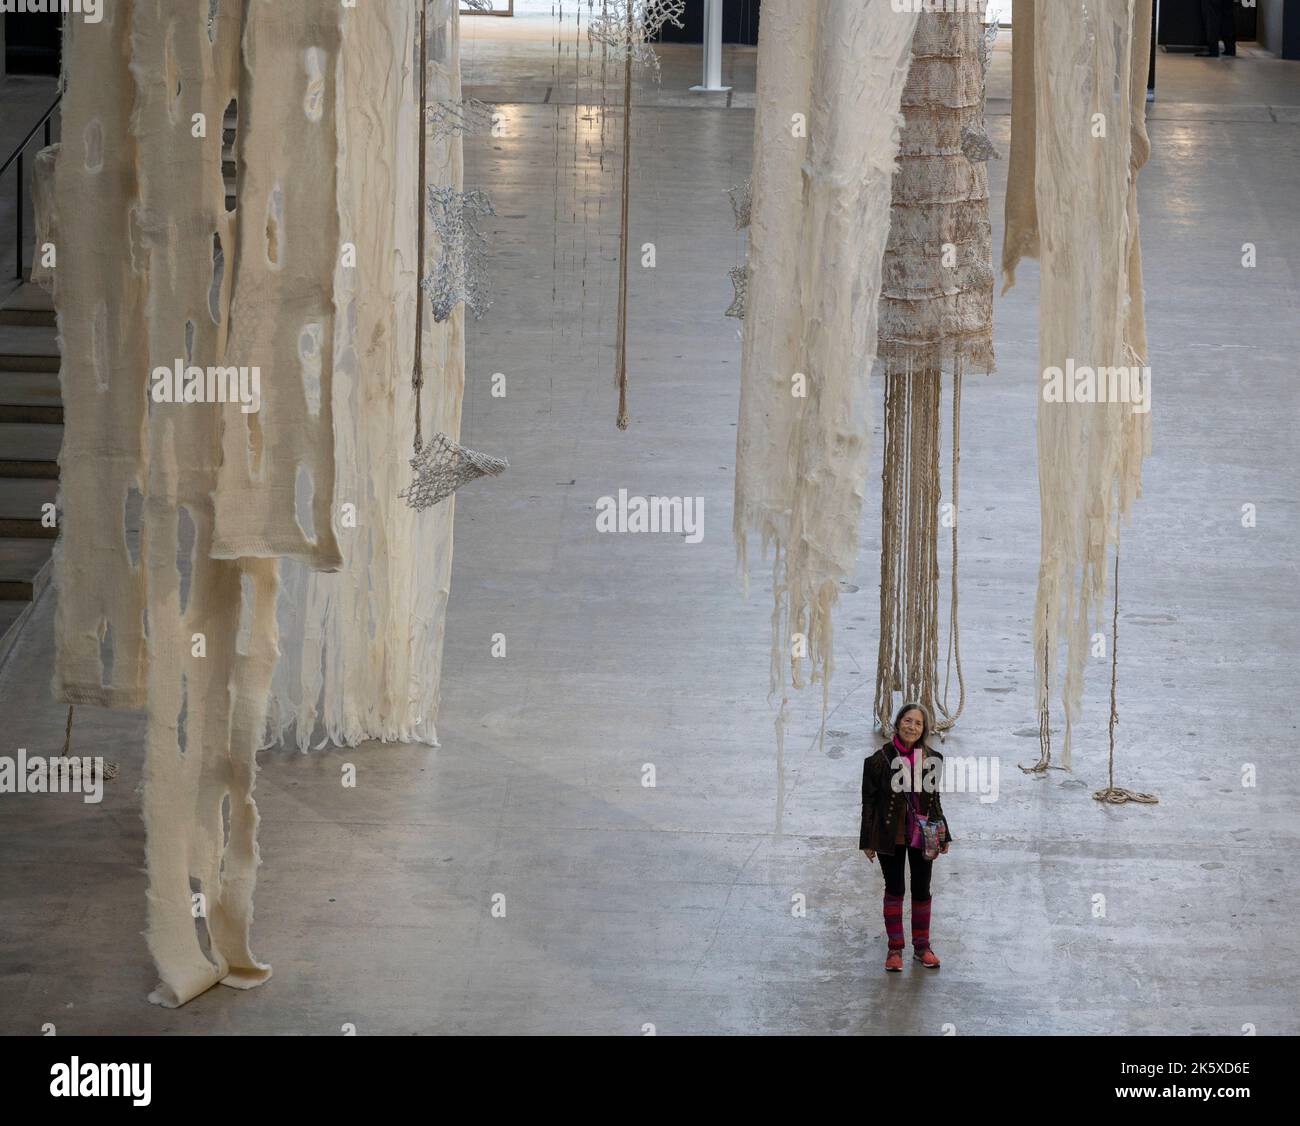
876,362 -> 959,734
61,705 -> 117,783
938,364 -> 966,728
613,0 -> 633,431
412,0 -> 429,452
1020,633 -> 1055,773
1093,537 -> 1158,805
874,12 -> 990,739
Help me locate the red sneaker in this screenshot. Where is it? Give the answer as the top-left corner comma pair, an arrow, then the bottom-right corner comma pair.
885,949 -> 904,973
914,947 -> 941,968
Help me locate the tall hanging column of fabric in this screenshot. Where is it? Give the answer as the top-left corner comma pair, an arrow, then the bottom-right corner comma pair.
734,0 -> 918,830
874,11 -> 995,736
1003,0 -> 1154,769
734,0 -> 919,708
38,0 -> 396,1007
266,0 -> 466,751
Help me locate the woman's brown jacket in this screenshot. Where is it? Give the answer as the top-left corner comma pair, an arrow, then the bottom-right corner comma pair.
859,741 -> 953,856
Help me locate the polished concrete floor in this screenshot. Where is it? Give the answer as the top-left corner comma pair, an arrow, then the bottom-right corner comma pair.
1,31 -> 1298,1035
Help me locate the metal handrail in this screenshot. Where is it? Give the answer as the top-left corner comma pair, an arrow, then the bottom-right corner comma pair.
3,92 -> 62,281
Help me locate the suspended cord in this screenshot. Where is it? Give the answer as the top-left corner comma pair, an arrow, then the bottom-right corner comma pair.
876,363 -> 958,734
939,364 -> 966,729
1093,535 -> 1158,805
1021,631 -> 1054,773
412,0 -> 429,452
62,704 -> 117,782
613,0 -> 633,431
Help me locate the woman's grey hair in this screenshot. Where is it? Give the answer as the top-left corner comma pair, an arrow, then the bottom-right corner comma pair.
891,700 -> 931,743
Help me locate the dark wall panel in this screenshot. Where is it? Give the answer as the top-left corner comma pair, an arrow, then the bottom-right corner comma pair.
657,0 -> 761,47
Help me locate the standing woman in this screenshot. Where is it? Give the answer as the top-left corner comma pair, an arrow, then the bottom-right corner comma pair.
860,702 -> 952,971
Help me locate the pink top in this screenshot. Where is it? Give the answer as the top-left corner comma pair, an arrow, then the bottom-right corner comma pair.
893,736 -> 926,849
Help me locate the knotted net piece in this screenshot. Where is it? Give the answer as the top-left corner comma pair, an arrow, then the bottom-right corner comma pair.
399,431 -> 508,511
426,97 -> 496,140
725,264 -> 747,319
421,185 -> 496,323
589,0 -> 686,72
728,178 -> 752,230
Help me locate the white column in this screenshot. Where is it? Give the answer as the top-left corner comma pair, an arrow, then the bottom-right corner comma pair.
690,0 -> 731,92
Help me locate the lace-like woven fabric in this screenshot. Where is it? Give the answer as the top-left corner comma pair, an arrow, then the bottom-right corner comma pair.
725,265 -> 747,320
588,0 -> 686,71
399,432 -> 509,511
421,185 -> 496,322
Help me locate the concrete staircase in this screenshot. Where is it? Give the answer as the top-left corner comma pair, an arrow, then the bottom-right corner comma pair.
0,280 -> 59,671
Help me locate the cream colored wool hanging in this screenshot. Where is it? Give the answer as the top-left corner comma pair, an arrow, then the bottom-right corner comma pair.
734,0 -> 920,707
267,0 -> 466,752
39,0 -> 442,1007
43,4 -> 147,710
1003,0 -> 1154,768
875,11 -> 994,736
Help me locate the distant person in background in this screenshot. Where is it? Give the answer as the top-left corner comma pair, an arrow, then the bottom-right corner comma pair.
1197,0 -> 1238,57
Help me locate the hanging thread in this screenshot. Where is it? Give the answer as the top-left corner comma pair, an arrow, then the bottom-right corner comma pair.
1093,537 -> 1158,805
412,0 -> 429,452
613,0 -> 634,430
1021,633 -> 1055,773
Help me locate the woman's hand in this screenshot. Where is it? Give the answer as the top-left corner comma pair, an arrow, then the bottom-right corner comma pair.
863,849 -> 876,862
939,843 -> 950,855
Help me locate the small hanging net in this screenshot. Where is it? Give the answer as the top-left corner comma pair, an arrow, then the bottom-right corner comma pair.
426,96 -> 496,140
725,265 -> 747,320
399,431 -> 509,512
728,178 -> 752,231
589,0 -> 686,73
421,185 -> 496,323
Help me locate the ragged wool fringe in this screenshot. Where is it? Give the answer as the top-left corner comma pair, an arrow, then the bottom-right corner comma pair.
1002,0 -> 1153,768
875,10 -> 993,735
734,0 -> 920,708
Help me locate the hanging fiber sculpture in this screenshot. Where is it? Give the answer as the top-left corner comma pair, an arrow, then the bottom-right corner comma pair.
1003,0 -> 1154,777
734,0 -> 920,825
268,0 -> 485,755
874,9 -> 995,738
41,0 -> 360,1007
